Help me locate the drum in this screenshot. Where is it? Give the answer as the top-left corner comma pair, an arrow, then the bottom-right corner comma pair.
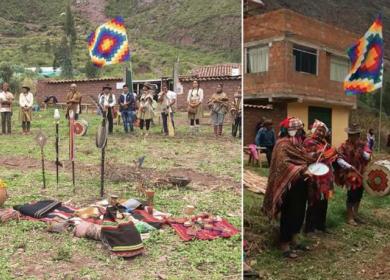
363,160 -> 390,196
74,119 -> 88,136
308,162 -> 330,176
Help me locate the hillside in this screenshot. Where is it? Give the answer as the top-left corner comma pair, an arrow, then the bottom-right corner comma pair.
0,0 -> 240,79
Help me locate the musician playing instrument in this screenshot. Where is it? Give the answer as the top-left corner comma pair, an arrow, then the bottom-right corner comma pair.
19,86 -> 34,134
187,80 -> 203,134
0,82 -> 14,135
207,83 -> 229,137
263,117 -> 315,258
65,83 -> 81,121
303,120 -> 336,234
137,83 -> 155,136
335,123 -> 371,226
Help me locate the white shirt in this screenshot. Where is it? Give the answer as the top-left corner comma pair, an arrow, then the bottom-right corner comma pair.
158,90 -> 177,113
19,92 -> 34,108
99,93 -> 116,107
0,90 -> 14,112
187,88 -> 204,103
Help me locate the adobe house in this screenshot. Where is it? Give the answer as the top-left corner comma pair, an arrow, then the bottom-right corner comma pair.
244,8 -> 358,146
36,63 -> 241,111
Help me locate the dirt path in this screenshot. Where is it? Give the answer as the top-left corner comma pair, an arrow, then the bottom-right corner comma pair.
73,0 -> 108,25
0,156 -> 239,191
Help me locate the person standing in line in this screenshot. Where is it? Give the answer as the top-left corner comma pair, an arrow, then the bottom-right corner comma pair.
187,80 -> 203,134
0,82 -> 14,135
207,83 -> 229,137
99,84 -> 116,134
119,84 -> 136,134
19,85 -> 34,134
158,83 -> 177,136
137,83 -> 155,136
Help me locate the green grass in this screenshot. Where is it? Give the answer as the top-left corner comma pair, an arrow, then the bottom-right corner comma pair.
0,108 -> 241,280
0,0 -> 240,79
244,167 -> 390,280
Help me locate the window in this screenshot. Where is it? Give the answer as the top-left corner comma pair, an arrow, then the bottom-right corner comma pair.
330,56 -> 349,82
293,44 -> 317,75
246,45 -> 268,73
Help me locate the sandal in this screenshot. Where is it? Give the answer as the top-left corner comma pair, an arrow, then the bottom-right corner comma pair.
282,250 -> 298,259
293,244 -> 311,251
347,219 -> 358,226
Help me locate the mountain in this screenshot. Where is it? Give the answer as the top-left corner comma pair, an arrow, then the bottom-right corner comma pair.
0,0 -> 240,79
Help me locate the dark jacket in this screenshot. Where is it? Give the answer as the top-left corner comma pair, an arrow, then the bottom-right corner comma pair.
119,92 -> 136,112
255,127 -> 276,147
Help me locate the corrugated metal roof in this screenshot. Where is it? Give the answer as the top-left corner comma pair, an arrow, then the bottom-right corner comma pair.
244,104 -> 273,110
190,63 -> 242,78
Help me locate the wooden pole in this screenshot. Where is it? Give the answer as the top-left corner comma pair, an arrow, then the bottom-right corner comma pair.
100,146 -> 105,198
378,85 -> 384,152
55,122 -> 59,187
72,160 -> 75,193
41,147 -> 46,189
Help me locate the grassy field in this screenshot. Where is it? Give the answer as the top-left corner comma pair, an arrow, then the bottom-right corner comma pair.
0,108 -> 242,280
244,165 -> 390,280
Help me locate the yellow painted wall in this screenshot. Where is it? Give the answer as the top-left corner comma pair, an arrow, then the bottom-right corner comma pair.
287,102 -> 350,147
331,106 -> 349,146
287,103 -> 309,129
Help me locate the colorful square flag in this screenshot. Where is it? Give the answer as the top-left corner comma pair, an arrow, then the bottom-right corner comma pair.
88,17 -> 130,67
344,15 -> 384,95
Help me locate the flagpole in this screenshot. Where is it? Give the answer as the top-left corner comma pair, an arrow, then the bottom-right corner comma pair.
378,84 -> 384,152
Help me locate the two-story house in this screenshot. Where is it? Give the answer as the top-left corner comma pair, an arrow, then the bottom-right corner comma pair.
244,9 -> 358,146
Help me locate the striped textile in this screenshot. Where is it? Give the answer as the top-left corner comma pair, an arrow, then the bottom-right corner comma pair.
344,15 -> 384,95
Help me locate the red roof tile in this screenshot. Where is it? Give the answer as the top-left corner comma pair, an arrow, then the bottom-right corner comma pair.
190,63 -> 241,78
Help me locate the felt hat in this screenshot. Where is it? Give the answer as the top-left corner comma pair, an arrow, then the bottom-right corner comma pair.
143,83 -> 153,90
345,123 -> 361,134
22,85 -> 30,91
102,84 -> 112,90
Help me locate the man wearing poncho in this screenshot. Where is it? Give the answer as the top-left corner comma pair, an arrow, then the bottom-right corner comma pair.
303,120 -> 336,234
335,123 -> 371,226
262,117 -> 314,258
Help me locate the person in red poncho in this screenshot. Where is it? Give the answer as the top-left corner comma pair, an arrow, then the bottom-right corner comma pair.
262,117 -> 314,258
303,120 -> 337,234
335,123 -> 371,226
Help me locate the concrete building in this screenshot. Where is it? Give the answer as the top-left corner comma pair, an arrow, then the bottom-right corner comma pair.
244,9 -> 358,146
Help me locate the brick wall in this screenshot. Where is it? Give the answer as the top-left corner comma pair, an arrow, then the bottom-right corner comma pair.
36,78 -> 241,111
36,79 -> 123,105
179,79 -> 241,110
244,9 -> 357,106
243,102 -> 287,145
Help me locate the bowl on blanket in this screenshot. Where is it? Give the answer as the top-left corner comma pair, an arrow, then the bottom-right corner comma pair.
168,176 -> 191,187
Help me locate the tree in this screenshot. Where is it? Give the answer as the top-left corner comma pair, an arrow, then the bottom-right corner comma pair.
64,2 -> 77,48
84,60 -> 100,78
53,36 -> 73,78
44,39 -> 52,53
0,63 -> 14,83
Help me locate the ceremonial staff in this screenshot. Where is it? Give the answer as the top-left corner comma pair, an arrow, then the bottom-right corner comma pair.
35,131 -> 48,189
69,111 -> 76,193
54,109 -> 61,187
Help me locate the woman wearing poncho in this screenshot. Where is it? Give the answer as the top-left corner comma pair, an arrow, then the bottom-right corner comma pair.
187,80 -> 204,134
303,120 -> 336,234
137,83 -> 155,136
335,123 -> 371,226
262,117 -> 314,258
207,83 -> 229,137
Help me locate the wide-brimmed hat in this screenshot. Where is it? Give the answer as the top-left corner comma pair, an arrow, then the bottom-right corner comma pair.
143,83 -> 153,90
345,123 -> 361,134
22,85 -> 30,91
102,84 -> 112,90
